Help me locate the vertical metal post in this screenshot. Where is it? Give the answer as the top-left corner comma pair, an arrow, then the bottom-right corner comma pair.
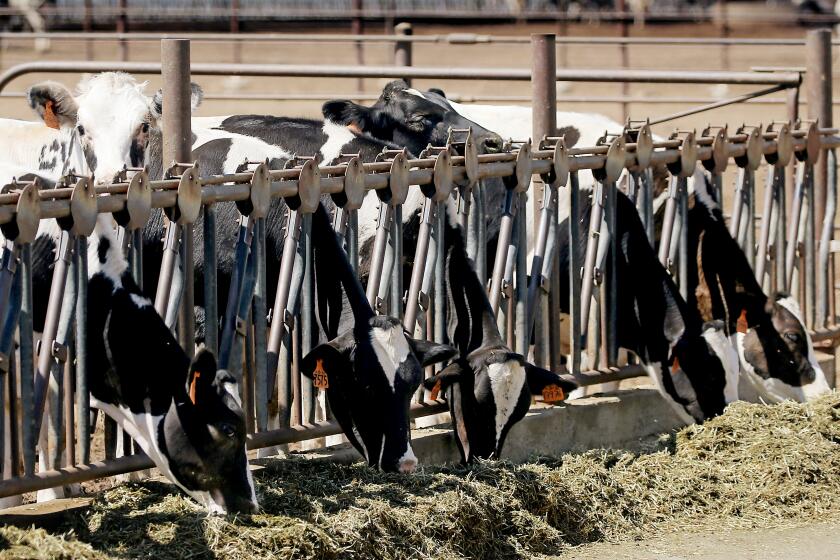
253,218 -> 268,431
817,149 -> 836,327
389,206 -> 403,320
488,190 -> 516,315
475,185 -> 487,282
775,167 -> 788,293
434,207 -> 446,350
786,88 -> 800,216
531,33 -> 556,366
605,181 -> 619,366
805,168 -> 816,326
161,39 -> 193,352
75,237 -> 90,465
569,172 -> 582,374
18,245 -> 34,476
531,34 -> 556,248
300,215 -> 315,424
394,22 -> 412,85
806,29 -> 832,235
202,206 -> 218,354
515,193 -> 528,356
352,0 -> 364,93
117,0 -> 128,61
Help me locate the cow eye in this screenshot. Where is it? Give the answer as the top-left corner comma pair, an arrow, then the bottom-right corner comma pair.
77,125 -> 85,136
784,332 -> 801,343
218,423 -> 237,439
140,123 -> 149,133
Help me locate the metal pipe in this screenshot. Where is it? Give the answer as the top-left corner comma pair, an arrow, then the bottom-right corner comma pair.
32,232 -> 73,435
253,218 -> 268,432
514,192 -> 528,356
202,206 -> 218,354
647,84 -> 790,126
267,210 -> 301,401
389,206 -> 403,320
526,184 -> 555,345
300,214 -> 315,424
488,190 -> 516,315
817,150 -> 836,326
755,166 -> 777,283
403,199 -> 434,331
658,176 -> 679,269
580,182 -> 605,333
154,221 -> 180,318
806,29 -> 832,240
568,172 -> 582,374
218,215 -> 254,371
0,61 -> 804,94
365,203 -> 392,309
74,237 -> 90,464
18,244 -> 34,476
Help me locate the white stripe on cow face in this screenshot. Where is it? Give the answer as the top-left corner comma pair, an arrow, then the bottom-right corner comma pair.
398,445 -> 418,473
369,324 -> 412,392
404,88 -> 427,99
641,363 -> 695,425
321,120 -> 357,164
701,326 -> 740,403
486,360 -> 526,447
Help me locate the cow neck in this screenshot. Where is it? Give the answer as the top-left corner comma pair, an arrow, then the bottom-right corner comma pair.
444,221 -> 504,352
311,203 -> 375,328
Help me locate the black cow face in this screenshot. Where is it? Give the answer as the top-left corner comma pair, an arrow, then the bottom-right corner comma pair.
86,224 -> 255,514
739,293 -> 828,401
164,350 -> 255,514
322,80 -> 504,156
423,348 -> 577,463
302,315 -> 455,473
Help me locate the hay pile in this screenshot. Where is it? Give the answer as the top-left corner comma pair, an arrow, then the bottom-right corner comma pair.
1,394 -> 839,560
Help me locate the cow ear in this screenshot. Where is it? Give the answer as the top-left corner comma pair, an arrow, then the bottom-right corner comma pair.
322,100 -> 373,132
524,363 -> 578,396
27,81 -> 78,129
151,82 -> 204,119
187,347 -> 219,406
427,87 -> 447,98
300,331 -> 354,383
423,361 -> 464,392
408,338 -> 458,367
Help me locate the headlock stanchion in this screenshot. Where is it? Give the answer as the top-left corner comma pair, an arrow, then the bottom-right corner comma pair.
1,45 -> 840,496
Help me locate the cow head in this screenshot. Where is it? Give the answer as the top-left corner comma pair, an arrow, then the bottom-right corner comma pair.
166,350 -> 255,514
322,80 -> 504,156
305,204 -> 456,473
423,349 -> 577,463
737,293 -> 830,402
86,218 -> 255,514
301,316 -> 454,473
26,72 -> 203,184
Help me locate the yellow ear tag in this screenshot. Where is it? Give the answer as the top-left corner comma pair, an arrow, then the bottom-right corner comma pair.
542,384 -> 565,404
313,359 -> 329,390
189,371 -> 200,405
43,100 -> 60,130
736,309 -> 749,334
671,356 -> 680,374
429,379 -> 442,401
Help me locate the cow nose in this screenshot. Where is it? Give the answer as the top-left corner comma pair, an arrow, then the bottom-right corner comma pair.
399,456 -> 417,474
482,135 -> 504,154
229,497 -> 259,515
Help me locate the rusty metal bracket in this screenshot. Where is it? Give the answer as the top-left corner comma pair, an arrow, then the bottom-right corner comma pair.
734,124 -> 764,170
666,130 -> 698,177
114,169 -> 151,230
0,181 -> 41,244
701,125 -> 729,174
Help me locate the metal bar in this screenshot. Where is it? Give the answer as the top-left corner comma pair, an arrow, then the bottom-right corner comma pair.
403,199 -> 434,331
32,232 -> 72,435
569,172 -> 582,374
389,206 -> 403,321
580,182 -> 605,333
756,166 -> 777,283
300,214 -> 315,425
526,184 -> 555,345
515,192 -> 528,356
218,215 -> 254,371
202,206 -> 218,354
0,260 -> 22,478
178,226 -> 194,355
18,244 -> 34,477
253,218 -> 268,432
787,163 -> 807,288
817,150 -> 836,326
805,166 -> 817,327
806,29 -> 832,242
475,184 -> 487,282
365,203 -> 392,309
605,180 -> 619,366
775,167 -> 788,293
488,190 -> 516,315
434,207 -> 446,353
0,61 -> 804,93
647,84 -> 790,126
659,176 -> 679,269
74,237 -> 90,465
347,210 -> 359,275
154,221 -> 180,318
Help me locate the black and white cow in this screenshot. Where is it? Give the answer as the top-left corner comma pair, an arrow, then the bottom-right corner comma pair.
558,189 -> 736,424
300,203 -> 456,472
687,172 -> 830,402
424,220 -> 577,462
20,215 -> 256,514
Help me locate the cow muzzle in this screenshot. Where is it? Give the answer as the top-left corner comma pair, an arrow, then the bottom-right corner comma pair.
398,445 -> 418,474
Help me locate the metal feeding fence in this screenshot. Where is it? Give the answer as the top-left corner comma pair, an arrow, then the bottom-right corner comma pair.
0,32 -> 837,501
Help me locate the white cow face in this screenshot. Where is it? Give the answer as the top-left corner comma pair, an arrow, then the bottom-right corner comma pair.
26,72 -> 202,185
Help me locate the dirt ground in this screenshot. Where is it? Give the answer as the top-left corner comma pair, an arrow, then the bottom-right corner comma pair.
563,520 -> 840,559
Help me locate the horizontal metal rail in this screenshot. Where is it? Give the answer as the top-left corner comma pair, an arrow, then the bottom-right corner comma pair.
0,61 -> 802,94
0,31 -> 834,47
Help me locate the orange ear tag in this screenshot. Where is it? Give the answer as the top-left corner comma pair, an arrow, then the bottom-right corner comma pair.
43,100 -> 60,130
671,356 -> 680,374
542,384 -> 565,404
736,309 -> 749,334
189,371 -> 200,405
429,379 -> 442,401
313,359 -> 329,390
